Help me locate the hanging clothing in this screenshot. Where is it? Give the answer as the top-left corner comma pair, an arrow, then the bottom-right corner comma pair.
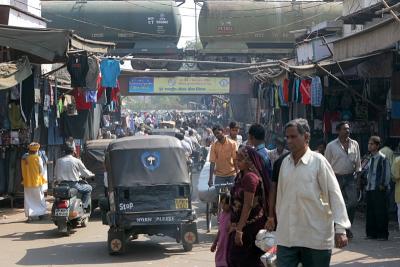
274,87 -> 280,109
72,88 -> 92,110
67,53 -> 89,87
8,102 -> 26,129
283,79 -> 289,102
38,150 -> 48,192
60,110 -> 90,139
85,57 -> 100,89
100,59 -> 121,88
392,100 -> 400,119
323,111 -> 340,134
294,78 -> 301,103
288,74 -> 295,102
278,84 -> 286,107
0,90 -> 10,129
21,74 -> 35,124
300,79 -> 312,105
85,90 -> 97,103
311,76 -> 323,107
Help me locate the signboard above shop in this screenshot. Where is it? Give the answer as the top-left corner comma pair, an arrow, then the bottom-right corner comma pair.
128,76 -> 230,95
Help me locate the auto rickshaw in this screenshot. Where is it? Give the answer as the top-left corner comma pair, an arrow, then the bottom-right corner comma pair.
159,120 -> 176,128
100,136 -> 198,255
81,139 -> 113,210
151,128 -> 179,137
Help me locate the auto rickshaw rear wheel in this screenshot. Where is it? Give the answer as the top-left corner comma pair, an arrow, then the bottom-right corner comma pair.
183,242 -> 193,252
108,228 -> 126,255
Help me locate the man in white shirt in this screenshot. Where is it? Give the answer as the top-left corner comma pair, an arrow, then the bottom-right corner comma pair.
55,141 -> 94,209
276,119 -> 350,267
325,121 -> 361,238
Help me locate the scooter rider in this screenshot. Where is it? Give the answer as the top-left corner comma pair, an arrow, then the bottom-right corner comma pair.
55,141 -> 94,210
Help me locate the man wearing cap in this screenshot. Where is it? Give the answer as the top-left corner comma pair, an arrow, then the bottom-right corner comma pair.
21,142 -> 48,222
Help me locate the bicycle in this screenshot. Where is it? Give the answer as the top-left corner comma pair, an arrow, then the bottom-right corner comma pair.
205,182 -> 234,233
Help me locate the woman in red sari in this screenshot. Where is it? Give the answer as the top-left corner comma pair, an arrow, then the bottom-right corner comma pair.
228,146 -> 270,267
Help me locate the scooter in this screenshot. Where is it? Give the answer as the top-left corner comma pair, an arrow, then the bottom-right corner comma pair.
51,180 -> 91,236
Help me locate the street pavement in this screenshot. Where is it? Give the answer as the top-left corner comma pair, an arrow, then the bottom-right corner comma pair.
0,172 -> 399,266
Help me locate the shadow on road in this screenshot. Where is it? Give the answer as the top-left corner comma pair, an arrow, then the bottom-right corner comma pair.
16,239 -> 191,265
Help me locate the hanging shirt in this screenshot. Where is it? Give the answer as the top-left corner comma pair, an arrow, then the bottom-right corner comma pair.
8,102 -> 26,129
311,76 -> 323,107
294,78 -> 301,103
72,88 -> 91,110
67,54 -> 89,87
100,59 -> 121,87
85,57 -> 100,89
300,79 -> 312,104
274,87 -> 280,109
85,90 -> 97,103
278,83 -> 287,107
283,79 -> 289,102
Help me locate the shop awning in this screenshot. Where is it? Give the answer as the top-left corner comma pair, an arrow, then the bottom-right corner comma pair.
0,25 -> 115,63
0,56 -> 32,90
332,17 -> 400,61
288,51 -> 387,76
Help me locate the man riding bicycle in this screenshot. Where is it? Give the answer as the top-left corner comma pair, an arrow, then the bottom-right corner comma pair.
208,124 -> 238,187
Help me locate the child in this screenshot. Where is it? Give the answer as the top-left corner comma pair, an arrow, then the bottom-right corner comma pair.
210,193 -> 231,267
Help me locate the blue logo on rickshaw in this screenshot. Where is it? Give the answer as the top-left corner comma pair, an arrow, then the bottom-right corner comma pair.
141,151 -> 161,171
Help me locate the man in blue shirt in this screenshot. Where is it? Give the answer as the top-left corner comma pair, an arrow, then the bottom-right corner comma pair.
247,123 -> 272,177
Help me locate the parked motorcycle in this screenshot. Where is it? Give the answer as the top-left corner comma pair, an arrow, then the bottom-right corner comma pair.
51,180 -> 91,236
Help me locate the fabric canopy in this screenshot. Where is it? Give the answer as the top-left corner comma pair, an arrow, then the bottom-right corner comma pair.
0,56 -> 32,90
0,25 -> 114,63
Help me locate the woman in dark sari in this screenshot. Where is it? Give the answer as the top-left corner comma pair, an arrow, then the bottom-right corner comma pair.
228,146 -> 270,267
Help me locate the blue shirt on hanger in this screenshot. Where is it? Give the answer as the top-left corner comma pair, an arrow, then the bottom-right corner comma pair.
100,59 -> 121,88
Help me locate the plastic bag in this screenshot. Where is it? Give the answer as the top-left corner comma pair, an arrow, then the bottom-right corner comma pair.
261,246 -> 277,267
255,230 -> 277,252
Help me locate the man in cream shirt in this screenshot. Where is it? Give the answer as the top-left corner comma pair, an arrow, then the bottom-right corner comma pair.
325,121 -> 361,238
276,119 -> 350,267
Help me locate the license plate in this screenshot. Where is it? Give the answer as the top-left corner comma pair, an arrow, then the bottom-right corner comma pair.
175,199 -> 188,209
54,209 -> 69,216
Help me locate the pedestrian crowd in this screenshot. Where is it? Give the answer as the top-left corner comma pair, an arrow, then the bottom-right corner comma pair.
207,119 -> 400,267
18,114 -> 400,267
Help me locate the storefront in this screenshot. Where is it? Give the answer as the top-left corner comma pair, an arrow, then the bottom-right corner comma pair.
0,24 -> 114,206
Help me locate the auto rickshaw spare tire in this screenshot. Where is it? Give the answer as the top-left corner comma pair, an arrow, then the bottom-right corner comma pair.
182,231 -> 196,252
108,228 -> 126,255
